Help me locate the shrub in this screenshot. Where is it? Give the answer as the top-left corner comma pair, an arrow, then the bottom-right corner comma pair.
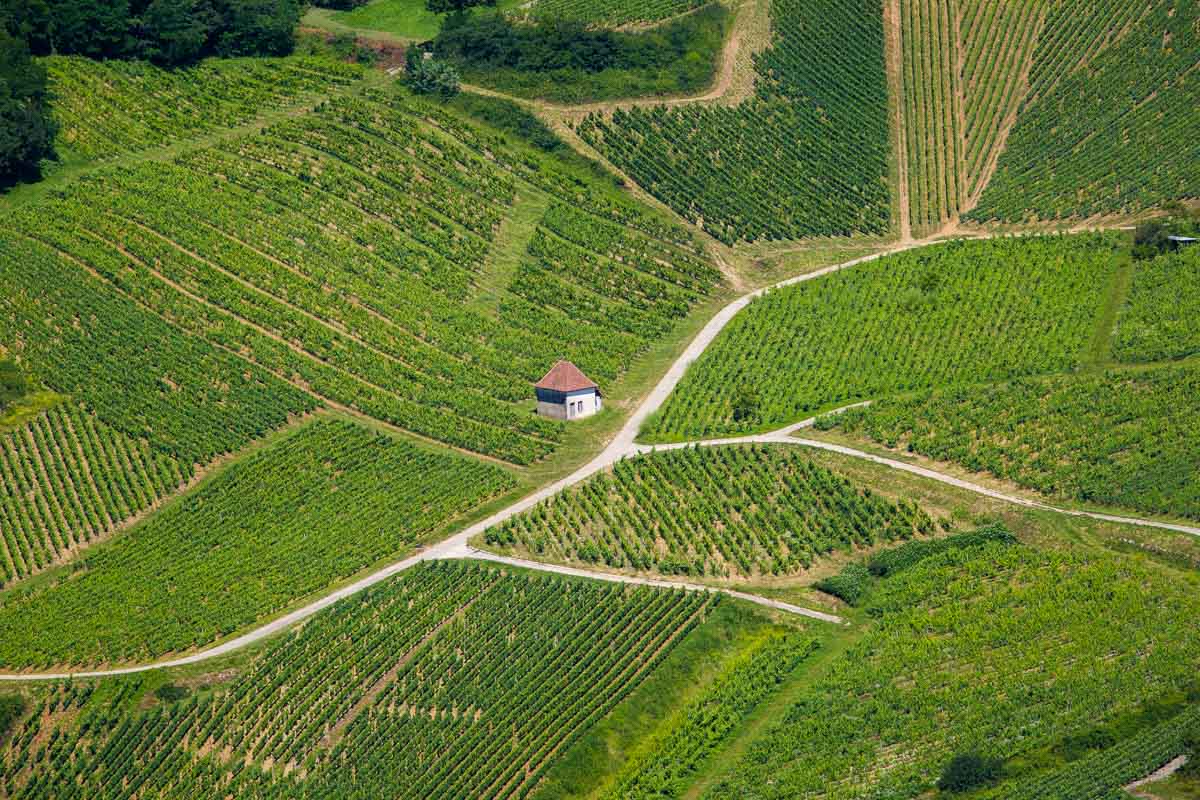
938,752 -> 1003,792
154,684 -> 191,703
867,523 -> 1016,578
814,563 -> 871,606
0,694 -> 23,737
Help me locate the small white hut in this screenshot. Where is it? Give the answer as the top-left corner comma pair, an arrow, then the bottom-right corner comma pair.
535,361 -> 602,421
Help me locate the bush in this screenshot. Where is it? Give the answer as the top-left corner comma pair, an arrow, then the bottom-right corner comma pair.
0,694 -> 23,737
406,50 -> 460,99
937,752 -> 1003,792
446,92 -> 564,152
814,563 -> 871,606
154,683 -> 191,703
867,523 -> 1016,578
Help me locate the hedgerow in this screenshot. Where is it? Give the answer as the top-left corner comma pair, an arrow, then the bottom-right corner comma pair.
0,562 -> 714,799
0,420 -> 515,668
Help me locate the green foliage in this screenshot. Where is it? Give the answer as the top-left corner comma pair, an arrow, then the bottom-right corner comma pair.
0,233 -> 317,465
45,55 -> 362,163
0,360 -> 25,410
0,405 -> 190,588
866,524 -> 1016,577
938,753 -> 1003,792
1133,221 -> 1173,261
530,0 -> 708,26
446,91 -> 564,152
647,235 -> 1120,439
813,563 -> 871,606
704,544 -> 1200,799
0,419 -> 516,668
5,0 -> 304,64
0,28 -> 55,187
0,562 -> 713,798
434,5 -> 730,103
970,0 -> 1200,222
579,0 -> 890,243
427,0 -> 495,11
1114,245 -> 1200,363
0,693 -> 22,738
830,364 -> 1200,520
603,633 -> 820,799
485,445 -> 933,577
406,55 -> 460,99
153,684 -> 190,703
12,73 -> 717,463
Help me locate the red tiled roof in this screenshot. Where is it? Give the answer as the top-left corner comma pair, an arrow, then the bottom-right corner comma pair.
535,360 -> 599,393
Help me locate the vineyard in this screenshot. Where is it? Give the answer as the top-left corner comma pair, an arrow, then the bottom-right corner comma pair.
6,80 -> 720,464
46,56 -> 363,162
530,0 -> 709,26
896,0 -> 1043,232
824,363 -> 1200,521
576,0 -> 891,243
969,0 -> 1200,222
485,445 -> 933,577
645,235 -> 1119,439
702,541 -> 1200,798
1114,245 -> 1200,363
0,404 -> 190,588
601,632 -> 819,799
0,561 -> 715,799
0,419 -> 515,669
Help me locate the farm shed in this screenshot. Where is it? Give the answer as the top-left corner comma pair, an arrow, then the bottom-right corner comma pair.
535,361 -> 602,421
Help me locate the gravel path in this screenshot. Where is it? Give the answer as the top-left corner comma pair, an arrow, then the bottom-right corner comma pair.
5,237 -> 1193,681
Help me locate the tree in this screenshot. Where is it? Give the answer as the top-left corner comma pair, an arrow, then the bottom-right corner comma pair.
937,753 -> 1003,793
1133,221 -> 1169,261
215,0 -> 299,57
426,0 -> 496,13
50,0 -> 133,58
140,0 -> 216,65
408,57 -> 460,100
0,29 -> 56,188
731,385 -> 759,423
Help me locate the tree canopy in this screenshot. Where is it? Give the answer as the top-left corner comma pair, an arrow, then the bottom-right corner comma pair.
0,28 -> 55,187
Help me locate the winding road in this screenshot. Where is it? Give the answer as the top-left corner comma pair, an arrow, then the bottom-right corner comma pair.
4,240 -> 1196,682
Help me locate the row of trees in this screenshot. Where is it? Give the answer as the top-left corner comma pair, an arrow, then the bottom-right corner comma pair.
4,0 -> 302,65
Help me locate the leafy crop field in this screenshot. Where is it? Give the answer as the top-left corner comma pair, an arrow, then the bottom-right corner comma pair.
704,540 -> 1200,798
646,235 -> 1118,439
577,0 -> 891,243
970,0 -> 1200,222
0,404 -> 190,588
1,562 -> 714,798
826,362 -> 1200,520
0,419 -> 514,669
6,80 -> 719,464
485,445 -> 933,577
46,56 -> 363,162
1114,245 -> 1200,363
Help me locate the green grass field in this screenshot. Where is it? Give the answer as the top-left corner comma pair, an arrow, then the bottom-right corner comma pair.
312,0 -> 524,42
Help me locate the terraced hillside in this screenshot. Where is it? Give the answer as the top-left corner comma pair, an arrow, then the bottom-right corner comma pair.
0,562 -> 723,799
645,235 -> 1119,439
895,0 -> 1199,232
529,0 -> 711,26
4,60 -> 721,466
486,445 -> 933,578
703,538 -> 1200,799
577,0 -> 891,243
0,419 -> 515,669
